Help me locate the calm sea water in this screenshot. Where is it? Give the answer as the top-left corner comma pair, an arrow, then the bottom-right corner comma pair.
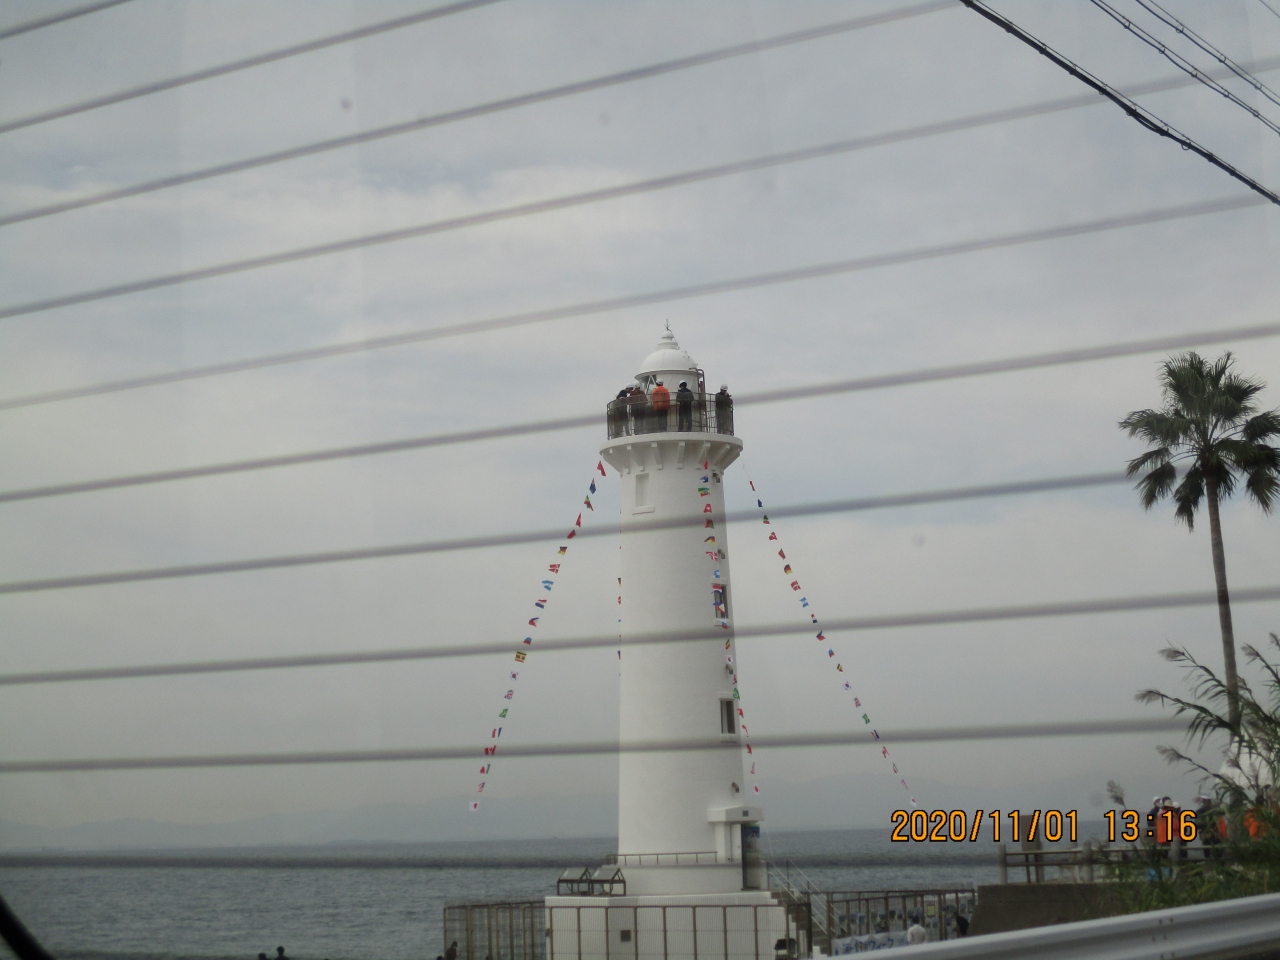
1,827 -> 1106,960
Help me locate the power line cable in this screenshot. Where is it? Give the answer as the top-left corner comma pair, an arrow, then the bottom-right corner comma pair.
0,0 -> 133,42
0,1 -> 952,228
1134,0 -> 1280,110
0,718 -> 1194,774
0,0 -> 502,136
1087,0 -> 1280,138
3,474 -> 1275,596
9,105 -> 1214,324
960,0 -> 1280,206
9,578 -> 1280,686
0,76 -> 1274,414
4,306 -> 1276,506
1260,0 -> 1280,24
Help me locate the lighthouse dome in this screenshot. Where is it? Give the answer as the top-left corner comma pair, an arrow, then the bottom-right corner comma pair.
637,329 -> 699,382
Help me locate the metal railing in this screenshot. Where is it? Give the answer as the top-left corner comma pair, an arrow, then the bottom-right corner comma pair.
606,851 -> 719,866
545,900 -> 794,960
444,900 -> 545,960
997,837 -> 1211,884
558,866 -> 628,896
605,391 -> 734,439
822,889 -> 975,952
870,890 -> 1280,959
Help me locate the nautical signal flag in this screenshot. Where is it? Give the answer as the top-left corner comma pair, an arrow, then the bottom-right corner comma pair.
504,690 -> 514,700
566,530 -> 576,539
703,504 -> 712,513
480,764 -> 490,774
470,801 -> 480,811
523,637 -> 532,645
704,536 -> 716,543
800,597 -> 809,607
528,618 -> 540,626
778,550 -> 786,559
515,652 -> 527,663
492,728 -> 502,738
862,714 -> 871,725
701,475 -> 710,483
575,514 -> 582,527
510,672 -> 519,680
745,744 -> 753,754
584,496 -> 593,510
749,481 -> 755,491
882,747 -> 889,758
828,650 -> 834,657
705,519 -> 714,528
597,461 -> 607,476
783,564 -> 793,574
816,631 -> 825,641
811,614 -> 818,623
589,480 -> 597,494
725,639 -> 731,649
843,682 -> 851,690
836,664 -> 844,672
542,580 -> 554,589
750,762 -> 756,774
854,698 -> 861,707
477,783 -> 485,793
892,764 -> 898,774
548,564 -> 560,573
762,515 -> 770,523
702,459 -> 709,469
485,746 -> 496,755
768,532 -> 777,541
754,785 -> 760,794
558,546 -> 567,555
534,600 -> 546,609
872,730 -> 880,740
699,487 -> 710,497
737,707 -> 745,717
498,711 -> 507,719
791,581 -> 801,591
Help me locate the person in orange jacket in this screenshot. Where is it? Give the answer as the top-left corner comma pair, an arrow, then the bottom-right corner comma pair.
650,380 -> 670,432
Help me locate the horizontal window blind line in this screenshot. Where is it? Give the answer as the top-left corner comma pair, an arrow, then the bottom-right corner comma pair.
0,0 -> 502,135
0,150 -> 1262,325
5,313 -> 1279,502
0,471 -> 1138,593
0,0 -> 133,42
0,0 -> 954,226
0,718 -> 1189,773
3,37 -> 1272,232
5,579 -> 1279,686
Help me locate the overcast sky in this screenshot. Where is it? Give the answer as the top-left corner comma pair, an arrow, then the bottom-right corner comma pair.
1,0 -> 1278,842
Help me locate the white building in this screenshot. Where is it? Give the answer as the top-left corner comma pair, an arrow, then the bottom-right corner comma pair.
544,331 -> 788,960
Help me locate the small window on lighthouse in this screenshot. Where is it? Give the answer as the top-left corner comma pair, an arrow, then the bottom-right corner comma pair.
634,472 -> 651,509
720,699 -> 737,735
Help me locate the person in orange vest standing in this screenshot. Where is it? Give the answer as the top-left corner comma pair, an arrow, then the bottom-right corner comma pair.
650,379 -> 671,432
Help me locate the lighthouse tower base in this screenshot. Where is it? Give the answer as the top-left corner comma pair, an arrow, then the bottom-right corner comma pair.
544,892 -> 789,960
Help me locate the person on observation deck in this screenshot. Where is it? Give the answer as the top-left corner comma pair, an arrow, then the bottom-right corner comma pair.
609,387 -> 629,437
676,380 -> 694,431
650,380 -> 670,432
715,384 -> 733,435
625,385 -> 645,436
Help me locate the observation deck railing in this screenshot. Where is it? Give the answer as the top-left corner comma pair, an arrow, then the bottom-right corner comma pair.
606,391 -> 734,440
606,850 -> 720,866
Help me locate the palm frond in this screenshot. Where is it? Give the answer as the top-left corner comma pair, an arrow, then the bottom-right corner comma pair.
1172,467 -> 1205,529
1241,409 -> 1280,444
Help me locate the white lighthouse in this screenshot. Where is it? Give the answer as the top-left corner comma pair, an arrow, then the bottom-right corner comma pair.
545,331 -> 787,960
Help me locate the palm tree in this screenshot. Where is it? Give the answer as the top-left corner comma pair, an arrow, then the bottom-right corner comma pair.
1120,351 -> 1279,733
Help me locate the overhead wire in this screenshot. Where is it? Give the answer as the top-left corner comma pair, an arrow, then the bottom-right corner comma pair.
3,309 -> 1277,506
5,580 -> 1280,686
0,471 -> 1136,592
1,64 -> 1277,415
14,114 -> 1248,324
960,0 -> 1280,206
0,1 -> 952,229
0,0 -> 133,42
1086,0 -> 1280,138
1133,0 -> 1280,110
0,0 -> 503,136
0,718 -> 1195,774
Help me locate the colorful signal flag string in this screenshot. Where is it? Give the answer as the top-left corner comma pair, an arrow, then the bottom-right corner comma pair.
741,466 -> 917,808
470,462 -> 607,811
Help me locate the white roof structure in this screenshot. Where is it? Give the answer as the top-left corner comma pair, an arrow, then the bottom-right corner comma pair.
637,329 -> 699,381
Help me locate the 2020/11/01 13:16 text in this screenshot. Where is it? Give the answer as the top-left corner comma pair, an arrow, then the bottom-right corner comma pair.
891,809 -> 1079,843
